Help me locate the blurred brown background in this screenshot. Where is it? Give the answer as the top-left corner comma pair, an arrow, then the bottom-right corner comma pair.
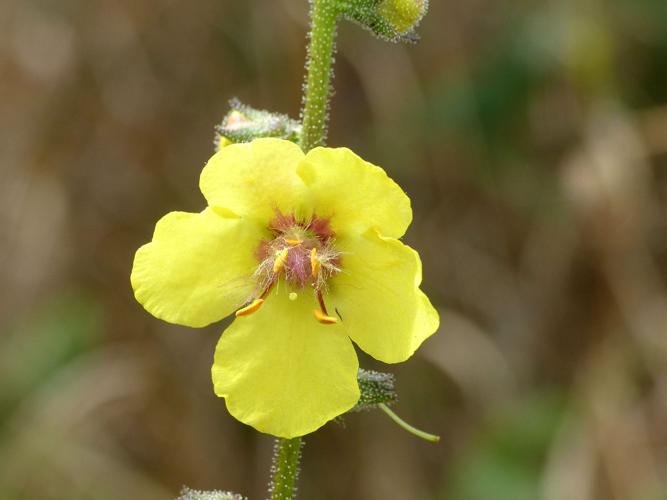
2,0 -> 667,499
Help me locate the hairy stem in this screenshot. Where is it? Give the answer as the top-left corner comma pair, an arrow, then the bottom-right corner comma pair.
268,3 -> 342,499
269,437 -> 304,500
299,0 -> 340,152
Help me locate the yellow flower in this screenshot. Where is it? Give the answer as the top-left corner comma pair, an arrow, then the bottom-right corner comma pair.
131,138 -> 439,438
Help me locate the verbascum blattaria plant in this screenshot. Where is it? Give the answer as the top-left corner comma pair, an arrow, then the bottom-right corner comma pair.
131,1 -> 438,498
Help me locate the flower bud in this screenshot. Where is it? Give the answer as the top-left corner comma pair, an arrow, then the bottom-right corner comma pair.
343,0 -> 428,43
213,99 -> 301,152
378,0 -> 427,35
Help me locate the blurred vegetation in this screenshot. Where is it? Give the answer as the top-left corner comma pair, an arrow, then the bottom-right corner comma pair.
1,0 -> 667,499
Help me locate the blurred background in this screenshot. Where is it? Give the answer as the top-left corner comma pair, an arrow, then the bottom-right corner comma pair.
2,0 -> 667,498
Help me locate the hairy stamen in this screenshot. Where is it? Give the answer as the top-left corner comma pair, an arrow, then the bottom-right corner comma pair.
247,213 -> 342,317
316,289 -> 329,314
236,275 -> 279,318
313,289 -> 338,324
259,277 -> 278,300
273,248 -> 289,274
310,248 -> 321,278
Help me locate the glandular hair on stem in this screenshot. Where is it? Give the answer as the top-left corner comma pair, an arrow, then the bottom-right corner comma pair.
268,437 -> 304,500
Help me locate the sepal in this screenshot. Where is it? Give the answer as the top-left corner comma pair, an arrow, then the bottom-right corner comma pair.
350,368 -> 398,411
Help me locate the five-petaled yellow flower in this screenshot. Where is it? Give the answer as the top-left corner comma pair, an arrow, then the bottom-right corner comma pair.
131,138 -> 439,438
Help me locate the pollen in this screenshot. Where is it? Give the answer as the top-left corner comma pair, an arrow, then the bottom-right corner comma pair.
236,298 -> 264,317
289,292 -> 298,301
273,248 -> 289,274
310,248 -> 321,278
314,308 -> 338,324
285,238 -> 303,246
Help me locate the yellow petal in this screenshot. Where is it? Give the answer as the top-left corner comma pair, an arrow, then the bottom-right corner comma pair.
200,138 -> 311,223
330,230 -> 439,363
131,208 -> 263,327
297,147 -> 412,238
212,290 -> 360,438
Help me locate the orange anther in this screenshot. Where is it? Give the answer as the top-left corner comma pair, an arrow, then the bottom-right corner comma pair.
236,298 -> 264,317
310,248 -> 321,278
314,308 -> 338,324
285,238 -> 303,246
273,248 -> 289,274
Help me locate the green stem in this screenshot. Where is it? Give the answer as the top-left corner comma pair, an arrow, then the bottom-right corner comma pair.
267,4 -> 341,499
378,403 -> 440,443
299,0 -> 341,152
269,437 -> 304,500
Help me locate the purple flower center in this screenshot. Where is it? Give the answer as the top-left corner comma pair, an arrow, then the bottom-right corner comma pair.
235,211 -> 342,324
256,211 -> 341,289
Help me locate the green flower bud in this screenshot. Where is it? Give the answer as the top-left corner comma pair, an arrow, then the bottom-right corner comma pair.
342,0 -> 428,43
213,99 -> 302,152
378,0 -> 427,35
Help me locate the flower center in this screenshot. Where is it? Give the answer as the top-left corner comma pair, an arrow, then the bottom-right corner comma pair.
235,212 -> 341,324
